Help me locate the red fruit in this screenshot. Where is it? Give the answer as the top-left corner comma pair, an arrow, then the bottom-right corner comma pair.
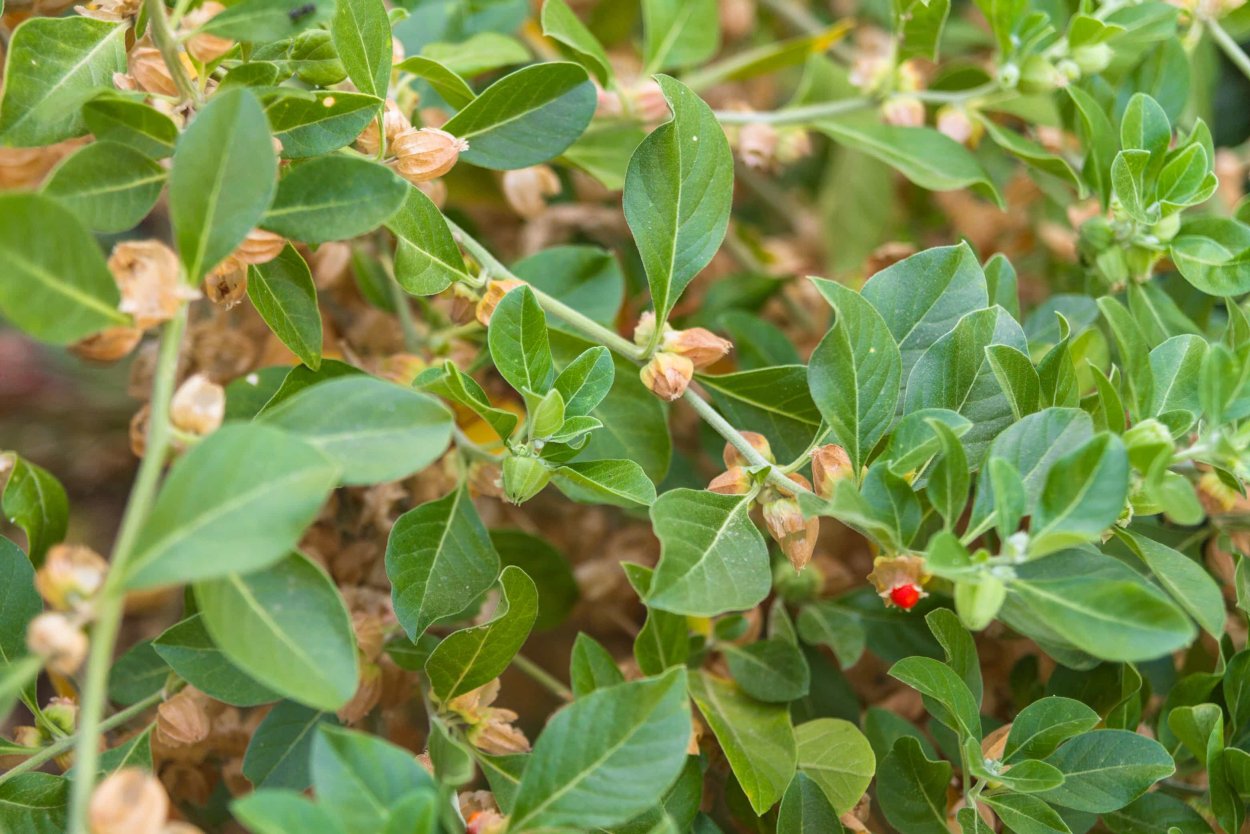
889,583 -> 921,610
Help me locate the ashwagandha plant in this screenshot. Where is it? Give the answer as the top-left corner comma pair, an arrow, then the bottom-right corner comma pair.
1,0 -> 1250,830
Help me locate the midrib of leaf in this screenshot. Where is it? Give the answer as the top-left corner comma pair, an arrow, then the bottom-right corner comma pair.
52,170 -> 165,200
185,102 -> 239,281
399,236 -> 472,279
253,712 -> 323,783
2,21 -> 125,138
408,489 -> 465,631
1012,583 -> 1177,637
645,2 -> 700,74
452,72 -> 575,139
1032,452 -> 1102,541
250,276 -> 315,356
3,247 -> 126,323
694,681 -> 769,796
651,496 -> 748,601
274,100 -> 376,130
267,192 -> 385,218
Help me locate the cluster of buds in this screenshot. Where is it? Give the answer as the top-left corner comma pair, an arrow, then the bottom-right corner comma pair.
867,554 -> 931,610
732,121 -> 815,171
445,679 -> 531,755
88,767 -> 203,834
881,95 -> 925,128
635,313 -> 733,401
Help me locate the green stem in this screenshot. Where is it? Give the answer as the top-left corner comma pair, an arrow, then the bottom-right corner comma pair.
387,268 -> 424,353
511,653 -> 573,701
682,388 -> 812,496
714,97 -> 873,126
1207,18 -> 1250,85
144,0 -> 201,106
913,81 -> 1002,104
0,691 -> 165,787
68,308 -> 187,834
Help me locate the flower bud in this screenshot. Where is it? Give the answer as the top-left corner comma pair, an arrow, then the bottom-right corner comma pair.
233,229 -> 286,265
723,431 -> 773,468
738,122 -> 778,169
70,327 -> 144,363
129,44 -> 178,97
184,2 -> 233,63
775,128 -> 813,165
44,696 -> 78,734
595,85 -> 624,118
935,106 -> 982,146
204,256 -> 247,308
501,165 -> 562,219
629,80 -> 670,122
1019,55 -> 1063,93
639,352 -> 694,401
1070,42 -> 1112,75
35,544 -> 108,611
501,454 -> 552,505
356,100 -> 411,157
867,554 -> 930,610
109,240 -> 199,329
156,689 -> 210,748
170,373 -> 226,436
762,495 -> 819,570
896,59 -> 925,92
665,327 -> 732,369
881,96 -> 925,127
88,768 -> 169,834
811,444 -> 853,499
475,278 -> 524,326
26,612 -> 88,676
708,466 -> 752,495
632,311 -> 658,346
392,127 -> 469,183
954,575 -> 1006,630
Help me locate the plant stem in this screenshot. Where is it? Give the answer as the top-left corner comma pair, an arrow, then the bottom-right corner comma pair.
0,691 -> 165,787
714,97 -> 874,125
387,270 -> 424,353
1207,18 -> 1250,84
682,388 -> 812,496
144,0 -> 201,106
68,308 -> 187,834
511,653 -> 573,701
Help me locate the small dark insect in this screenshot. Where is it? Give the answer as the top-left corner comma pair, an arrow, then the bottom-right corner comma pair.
288,2 -> 316,22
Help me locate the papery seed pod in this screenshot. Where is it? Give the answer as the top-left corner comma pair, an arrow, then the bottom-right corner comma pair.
356,100 -> 411,157
75,0 -> 142,22
352,610 -> 386,661
203,256 -> 247,308
639,352 -> 694,401
183,2 -> 233,63
708,466 -> 752,495
881,96 -> 925,127
468,460 -> 504,499
69,327 -> 144,363
738,122 -> 778,170
129,44 -> 179,97
392,127 -> 469,183
501,165 -> 562,219
337,662 -> 383,724
762,495 -> 819,570
35,544 -> 108,611
722,431 -> 773,468
26,612 -> 88,676
233,229 -> 286,266
109,240 -> 199,329
935,106 -> 981,146
309,241 -> 352,289
169,373 -> 225,436
475,278 -> 524,326
811,444 -> 853,499
88,768 -> 169,834
665,327 -> 732,369
501,455 -> 551,505
156,690 -> 210,748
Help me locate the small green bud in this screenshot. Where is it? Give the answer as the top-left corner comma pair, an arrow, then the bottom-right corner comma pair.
997,63 -> 1021,89
1123,418 -> 1174,471
1152,213 -> 1182,242
1079,216 -> 1115,251
955,576 -> 1006,631
772,555 -> 822,602
1071,42 -> 1112,74
502,454 -> 552,505
1056,58 -> 1082,83
1019,55 -> 1062,93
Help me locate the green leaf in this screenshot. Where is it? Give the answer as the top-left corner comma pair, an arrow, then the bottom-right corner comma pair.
415,361 -> 517,442
1028,433 -> 1129,556
796,600 -> 865,668
0,537 -> 40,668
554,459 -> 657,508
196,552 -> 359,712
41,141 -> 165,234
0,16 -> 126,146
925,607 -> 982,704
816,121 -> 1001,206
510,668 -> 692,831
1004,697 -> 1099,763
1067,85 -> 1117,205
1116,530 -> 1224,638
247,244 -> 322,370
1003,549 -> 1196,663
107,641 -> 168,707
876,737 -> 952,834
441,62 -> 597,169
266,91 -> 382,158
1038,730 -> 1175,813
330,0 -> 391,98
310,726 -> 435,832
170,88 -> 278,281
386,186 -> 472,295
232,790 -> 348,834
243,701 -> 338,790
926,419 -> 969,530
201,0 -> 335,41
570,632 -> 625,697
125,424 -> 338,589
93,727 -> 153,776
1,455 -> 68,565
262,156 -> 407,244
889,656 -> 981,740
424,566 -> 538,701
699,366 -> 822,462
153,614 -> 280,706
981,793 -> 1071,834
385,486 -> 501,640
641,0 -> 720,72
393,55 -> 476,108
552,346 -> 615,417
986,344 -> 1041,420
541,0 -> 612,84
646,489 -> 771,617
794,718 -> 875,814
488,286 -> 554,394
1171,226 -> 1250,296
515,246 -> 625,327
723,639 -> 810,703
808,279 -> 902,474
978,117 -> 1085,194
1104,793 -> 1216,834
259,375 -> 452,485
0,192 -> 126,344
492,529 -> 578,631
1149,334 -> 1208,419
623,75 -> 734,321
421,32 -> 530,77
0,773 -> 68,834
82,93 -> 178,159
1098,296 -> 1154,415
777,772 -> 845,833
689,671 -> 796,815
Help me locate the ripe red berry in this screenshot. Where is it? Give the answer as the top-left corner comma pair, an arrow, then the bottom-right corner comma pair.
889,583 -> 921,610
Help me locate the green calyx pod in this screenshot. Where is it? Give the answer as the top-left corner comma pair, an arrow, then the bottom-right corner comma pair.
955,575 -> 1006,631
502,454 -> 552,505
1018,55 -> 1062,93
